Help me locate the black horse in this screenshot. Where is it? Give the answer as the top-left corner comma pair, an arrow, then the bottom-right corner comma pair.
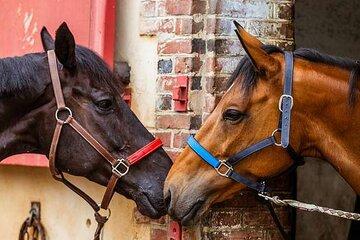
0,23 -> 172,218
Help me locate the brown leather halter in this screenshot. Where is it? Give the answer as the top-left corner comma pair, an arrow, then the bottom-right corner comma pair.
47,50 -> 163,239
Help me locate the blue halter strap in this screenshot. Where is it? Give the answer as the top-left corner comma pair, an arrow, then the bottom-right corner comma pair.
186,52 -> 304,193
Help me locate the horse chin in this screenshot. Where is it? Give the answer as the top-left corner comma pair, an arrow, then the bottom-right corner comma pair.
132,192 -> 166,219
116,185 -> 166,219
176,198 -> 213,226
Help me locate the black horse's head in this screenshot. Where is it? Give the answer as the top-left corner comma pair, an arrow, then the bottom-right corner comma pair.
0,23 -> 172,218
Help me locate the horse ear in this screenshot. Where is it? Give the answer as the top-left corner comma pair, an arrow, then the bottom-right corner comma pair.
233,21 -> 279,75
54,22 -> 76,70
40,27 -> 54,51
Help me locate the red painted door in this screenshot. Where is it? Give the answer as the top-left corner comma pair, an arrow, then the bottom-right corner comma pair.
1,0 -> 116,167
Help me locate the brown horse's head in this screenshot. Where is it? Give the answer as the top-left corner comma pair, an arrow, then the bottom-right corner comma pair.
165,23 -> 303,224
0,23 -> 172,218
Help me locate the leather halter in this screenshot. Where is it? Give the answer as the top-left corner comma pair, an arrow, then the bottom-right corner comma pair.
47,50 -> 163,240
187,52 -> 304,239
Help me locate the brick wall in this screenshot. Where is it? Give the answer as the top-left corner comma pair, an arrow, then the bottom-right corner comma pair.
138,0 -> 295,239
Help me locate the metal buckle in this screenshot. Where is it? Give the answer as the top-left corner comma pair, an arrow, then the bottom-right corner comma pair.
278,94 -> 293,112
55,107 -> 73,124
112,159 -> 129,177
215,160 -> 233,177
271,129 -> 282,147
97,205 -> 111,220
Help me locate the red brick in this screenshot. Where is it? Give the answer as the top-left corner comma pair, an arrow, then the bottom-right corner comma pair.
205,57 -> 215,73
202,209 -> 242,227
204,76 -> 215,93
243,208 -> 290,229
158,39 -> 192,54
217,0 -> 270,18
275,3 -> 293,20
213,76 -> 228,93
215,56 -> 240,74
156,114 -> 191,129
213,190 -> 262,208
157,76 -> 178,92
153,131 -> 172,147
173,131 -> 190,148
266,230 -> 289,240
157,0 -> 167,16
150,228 -> 167,240
165,0 -> 192,15
204,230 -> 264,240
247,21 -> 293,40
192,20 -> 204,34
158,18 -> 175,33
205,17 -> 216,34
204,93 -> 216,112
139,19 -> 158,36
140,1 -> 156,17
157,94 -> 173,110
165,149 -> 181,162
215,39 -> 241,55
175,18 -> 193,35
215,18 -> 233,36
192,56 -> 202,72
175,57 -> 193,74
192,0 -> 206,14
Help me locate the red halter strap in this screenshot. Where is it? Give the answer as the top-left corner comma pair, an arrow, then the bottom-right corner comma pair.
128,138 -> 163,165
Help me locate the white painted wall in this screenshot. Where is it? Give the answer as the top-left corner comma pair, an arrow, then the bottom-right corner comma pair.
116,0 -> 158,128
0,166 -> 149,239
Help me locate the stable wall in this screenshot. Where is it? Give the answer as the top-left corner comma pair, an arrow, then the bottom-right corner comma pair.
0,0 -> 156,239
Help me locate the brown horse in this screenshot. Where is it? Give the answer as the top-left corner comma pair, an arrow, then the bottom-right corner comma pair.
164,22 -> 360,225
0,23 -> 172,219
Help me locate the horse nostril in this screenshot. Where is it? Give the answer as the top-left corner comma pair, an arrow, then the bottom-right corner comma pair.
164,190 -> 171,211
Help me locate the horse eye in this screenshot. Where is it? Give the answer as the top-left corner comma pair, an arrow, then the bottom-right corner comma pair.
222,109 -> 246,122
96,99 -> 113,111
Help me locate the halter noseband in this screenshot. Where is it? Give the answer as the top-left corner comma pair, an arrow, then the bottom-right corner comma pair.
187,52 -> 304,239
47,50 -> 163,240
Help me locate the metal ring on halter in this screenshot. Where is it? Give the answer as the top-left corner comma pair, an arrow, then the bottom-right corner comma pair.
55,107 -> 73,124
97,205 -> 111,219
215,160 -> 233,177
271,129 -> 282,147
278,94 -> 293,112
112,159 -> 130,178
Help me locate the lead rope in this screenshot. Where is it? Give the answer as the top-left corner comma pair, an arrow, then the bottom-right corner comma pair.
259,193 -> 360,221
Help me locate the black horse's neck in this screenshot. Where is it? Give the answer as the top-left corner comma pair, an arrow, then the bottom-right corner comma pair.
0,52 -> 52,160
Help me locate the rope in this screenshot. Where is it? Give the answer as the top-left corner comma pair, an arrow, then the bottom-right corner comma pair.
258,193 -> 360,221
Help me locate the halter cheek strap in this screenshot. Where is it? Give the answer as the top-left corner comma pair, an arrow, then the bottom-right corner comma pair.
47,50 -> 163,240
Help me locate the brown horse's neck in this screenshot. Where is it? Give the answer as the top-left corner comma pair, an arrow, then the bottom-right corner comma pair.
293,59 -> 360,193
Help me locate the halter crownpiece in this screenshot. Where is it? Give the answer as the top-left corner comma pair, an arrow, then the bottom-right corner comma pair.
47,50 -> 163,240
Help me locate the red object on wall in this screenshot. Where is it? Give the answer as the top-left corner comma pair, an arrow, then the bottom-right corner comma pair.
122,88 -> 132,106
172,76 -> 189,112
168,221 -> 182,240
1,0 -> 116,167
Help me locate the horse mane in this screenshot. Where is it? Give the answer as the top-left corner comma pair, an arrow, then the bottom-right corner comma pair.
228,45 -> 360,105
0,46 -> 116,99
